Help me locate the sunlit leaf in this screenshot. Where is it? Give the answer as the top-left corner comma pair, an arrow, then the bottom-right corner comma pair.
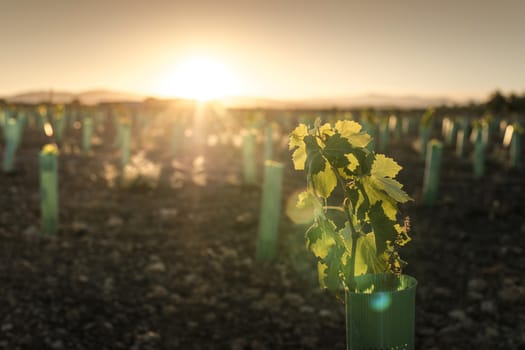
304,135 -> 325,175
323,133 -> 354,168
318,122 -> 334,138
369,202 -> 398,255
335,120 -> 361,135
337,223 -> 352,251
296,190 -> 323,218
309,224 -> 336,259
321,245 -> 345,292
338,230 -> 387,278
354,181 -> 370,221
394,223 -> 412,246
306,216 -> 337,257
289,124 -> 308,150
335,120 -> 371,147
370,176 -> 411,203
356,233 -> 388,274
371,154 -> 402,178
362,177 -> 398,220
317,262 -> 328,288
312,166 -> 337,198
292,147 -> 306,170
290,124 -> 308,170
297,191 -> 317,208
305,224 -> 323,251
368,154 -> 411,204
350,147 -> 373,175
346,153 -> 359,172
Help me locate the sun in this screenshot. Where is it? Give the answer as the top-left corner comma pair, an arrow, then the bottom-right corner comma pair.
156,56 -> 242,101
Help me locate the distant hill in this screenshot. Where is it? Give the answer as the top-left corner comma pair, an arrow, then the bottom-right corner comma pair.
4,89 -> 465,108
297,93 -> 458,109
223,93 -> 461,109
4,89 -> 146,105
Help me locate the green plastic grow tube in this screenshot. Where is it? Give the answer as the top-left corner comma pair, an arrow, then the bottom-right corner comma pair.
40,144 -> 59,235
256,161 -> 283,262
345,274 -> 417,350
242,132 -> 256,185
402,117 -> 415,136
361,122 -> 376,152
419,126 -> 431,161
389,115 -> 401,143
510,128 -> 521,168
422,140 -> 443,206
378,121 -> 389,153
2,118 -> 23,172
473,129 -> 484,178
456,129 -> 466,158
445,119 -> 457,145
82,117 -> 93,154
54,115 -> 66,143
171,121 -> 184,158
264,124 -> 273,161
114,121 -> 123,148
120,123 -> 131,168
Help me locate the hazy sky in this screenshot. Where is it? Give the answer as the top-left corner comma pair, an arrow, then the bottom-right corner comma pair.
0,0 -> 524,100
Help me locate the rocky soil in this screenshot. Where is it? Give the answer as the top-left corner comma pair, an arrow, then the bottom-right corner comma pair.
0,118 -> 524,349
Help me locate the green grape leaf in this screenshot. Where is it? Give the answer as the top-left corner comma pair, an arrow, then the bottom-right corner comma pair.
371,154 -> 402,178
368,202 -> 398,255
318,122 -> 334,138
335,119 -> 361,134
323,133 -> 354,168
289,124 -> 308,150
305,224 -> 323,251
317,262 -> 328,288
346,187 -> 360,216
370,176 -> 411,203
338,223 -> 353,252
362,177 -> 398,220
335,120 -> 371,147
319,215 -> 337,235
312,166 -> 337,198
292,147 -> 306,170
394,223 -> 411,246
318,244 -> 345,293
346,153 -> 359,172
307,217 -> 336,258
356,233 -> 387,275
304,135 -> 326,175
296,190 -> 324,218
350,147 -> 373,175
309,231 -> 334,259
354,181 -> 370,222
368,154 -> 411,204
338,228 -> 386,278
289,124 -> 308,170
296,190 -> 310,208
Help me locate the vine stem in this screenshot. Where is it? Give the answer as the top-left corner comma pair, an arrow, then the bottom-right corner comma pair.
330,163 -> 359,291
314,129 -> 359,290
323,206 -> 345,212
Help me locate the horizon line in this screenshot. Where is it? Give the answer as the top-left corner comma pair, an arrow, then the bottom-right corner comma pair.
1,86 -> 508,102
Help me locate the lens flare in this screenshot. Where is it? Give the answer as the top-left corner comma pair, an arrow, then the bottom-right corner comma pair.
370,292 -> 391,312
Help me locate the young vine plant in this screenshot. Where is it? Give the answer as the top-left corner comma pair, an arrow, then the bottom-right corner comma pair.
289,118 -> 412,295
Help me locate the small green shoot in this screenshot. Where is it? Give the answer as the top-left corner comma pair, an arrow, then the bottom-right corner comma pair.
40,143 -> 59,234
289,118 -> 412,295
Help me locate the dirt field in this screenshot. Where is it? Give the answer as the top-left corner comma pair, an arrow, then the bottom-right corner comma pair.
1,114 -> 524,349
